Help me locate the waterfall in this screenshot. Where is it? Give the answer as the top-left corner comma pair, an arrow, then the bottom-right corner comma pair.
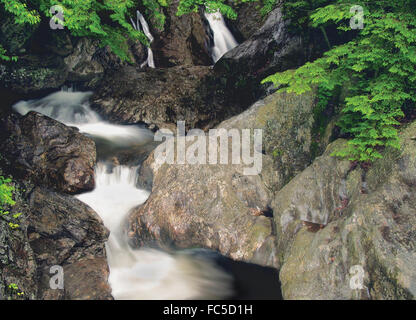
131,10 -> 155,69
205,10 -> 238,63
76,163 -> 233,300
12,89 -> 234,300
12,88 -> 153,147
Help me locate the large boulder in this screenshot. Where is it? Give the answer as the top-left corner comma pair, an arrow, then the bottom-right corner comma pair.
91,65 -> 238,130
128,145 -> 277,267
0,180 -> 112,300
28,188 -> 111,300
225,1 -> 265,41
0,54 -> 68,94
219,88 -> 333,193
0,111 -> 111,300
0,112 -> 96,194
127,88 -> 328,267
214,6 -> 305,107
273,122 -> 416,299
151,1 -> 212,67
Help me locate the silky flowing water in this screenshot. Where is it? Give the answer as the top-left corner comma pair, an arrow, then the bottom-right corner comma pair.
13,89 -> 237,299
205,10 -> 238,63
6,6 -> 285,300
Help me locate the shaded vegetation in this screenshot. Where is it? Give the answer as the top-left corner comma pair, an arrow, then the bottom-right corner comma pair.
263,0 -> 416,162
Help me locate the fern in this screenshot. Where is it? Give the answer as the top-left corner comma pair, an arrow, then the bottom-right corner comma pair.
263,0 -> 416,162
0,0 -> 265,61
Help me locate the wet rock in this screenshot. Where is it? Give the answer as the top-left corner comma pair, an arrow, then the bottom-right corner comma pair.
0,6 -> 38,55
274,122 -> 416,299
0,54 -> 68,94
64,38 -> 105,87
129,146 -> 276,266
27,187 -> 111,300
0,111 -> 96,194
226,2 -> 265,41
91,65 -> 236,130
219,88 -> 332,193
214,6 -> 305,106
152,2 -> 212,67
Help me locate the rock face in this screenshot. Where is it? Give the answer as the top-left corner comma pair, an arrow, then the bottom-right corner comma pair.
0,112 -> 96,194
0,54 -> 68,94
152,2 -> 212,67
0,112 -> 112,300
91,65 -> 236,130
226,2 -> 265,41
0,6 -> 38,55
129,147 -> 277,267
64,37 -> 148,90
214,6 -> 305,105
219,88 -> 332,192
0,186 -> 112,300
273,122 -> 416,300
28,188 -> 111,300
0,21 -> 145,98
63,38 -> 105,88
0,179 -> 38,300
0,39 -> 138,96
128,88 -> 325,268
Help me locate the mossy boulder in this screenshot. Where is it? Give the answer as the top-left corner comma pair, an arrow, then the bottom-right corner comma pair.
274,121 -> 416,299
0,6 -> 38,55
0,112 -> 96,194
0,54 -> 68,94
220,88 -> 333,193
128,140 -> 276,266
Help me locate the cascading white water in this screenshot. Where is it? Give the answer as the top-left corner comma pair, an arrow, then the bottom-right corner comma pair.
205,10 -> 238,63
131,10 -> 155,69
77,163 -> 233,300
12,89 -> 234,300
12,89 -> 154,147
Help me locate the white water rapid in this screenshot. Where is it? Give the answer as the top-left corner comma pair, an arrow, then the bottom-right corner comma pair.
12,89 -> 234,300
77,164 -> 233,300
205,10 -> 238,63
131,10 -> 155,69
12,89 -> 154,147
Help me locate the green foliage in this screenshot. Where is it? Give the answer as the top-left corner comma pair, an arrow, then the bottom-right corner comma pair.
177,0 -> 237,19
263,0 -> 416,162
0,0 -> 270,61
0,176 -> 15,208
7,283 -> 25,298
0,0 -> 41,24
0,175 -> 21,230
313,85 -> 333,137
0,44 -> 18,62
142,0 -> 169,30
0,0 -> 154,62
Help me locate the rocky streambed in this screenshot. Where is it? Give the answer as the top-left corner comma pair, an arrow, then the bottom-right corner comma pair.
1,2 -> 416,301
